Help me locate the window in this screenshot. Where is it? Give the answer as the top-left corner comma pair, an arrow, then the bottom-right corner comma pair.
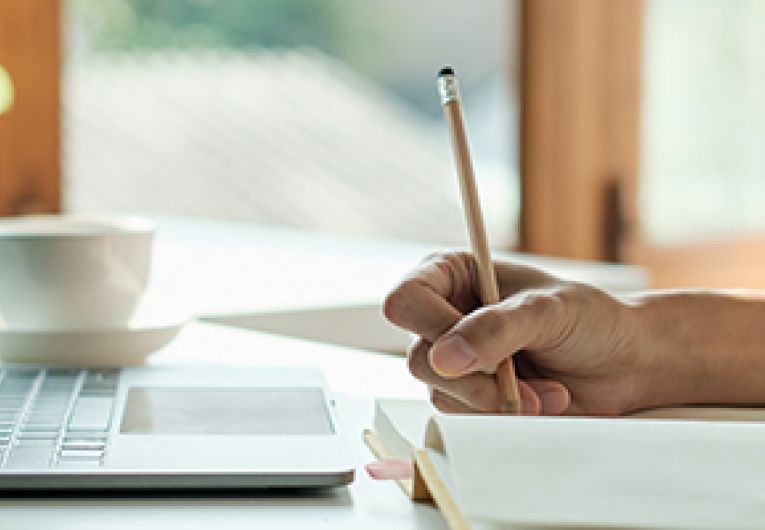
64,0 -> 518,246
641,0 -> 765,244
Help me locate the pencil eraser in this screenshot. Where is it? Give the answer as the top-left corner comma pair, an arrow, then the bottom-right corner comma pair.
438,65 -> 454,77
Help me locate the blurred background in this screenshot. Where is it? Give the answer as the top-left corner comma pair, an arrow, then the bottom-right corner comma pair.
1,0 -> 764,288
62,0 -> 517,247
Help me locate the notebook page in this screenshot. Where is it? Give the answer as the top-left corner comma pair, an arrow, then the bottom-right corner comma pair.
434,414 -> 765,529
374,399 -> 434,460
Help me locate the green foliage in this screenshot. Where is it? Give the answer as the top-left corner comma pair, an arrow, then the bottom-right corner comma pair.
74,0 -> 363,54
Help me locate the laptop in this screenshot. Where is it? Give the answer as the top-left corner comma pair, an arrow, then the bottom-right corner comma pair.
0,365 -> 354,490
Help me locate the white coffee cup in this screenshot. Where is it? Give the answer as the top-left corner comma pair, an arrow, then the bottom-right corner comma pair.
0,215 -> 154,330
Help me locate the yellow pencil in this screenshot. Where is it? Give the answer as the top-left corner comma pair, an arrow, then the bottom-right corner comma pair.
437,65 -> 522,415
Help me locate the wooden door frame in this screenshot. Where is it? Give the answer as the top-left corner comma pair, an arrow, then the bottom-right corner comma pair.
0,0 -> 61,216
518,0 -> 643,263
518,0 -> 765,288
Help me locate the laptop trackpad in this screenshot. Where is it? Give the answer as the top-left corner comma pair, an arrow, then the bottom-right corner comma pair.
120,387 -> 333,435
106,387 -> 346,471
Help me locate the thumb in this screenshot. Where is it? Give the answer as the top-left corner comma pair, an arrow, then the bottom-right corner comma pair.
429,291 -> 565,377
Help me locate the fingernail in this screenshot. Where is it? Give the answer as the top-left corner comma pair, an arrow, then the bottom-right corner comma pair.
430,335 -> 478,376
539,387 -> 570,415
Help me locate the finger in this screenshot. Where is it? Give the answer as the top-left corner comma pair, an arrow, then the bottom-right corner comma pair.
430,388 -> 478,414
410,340 -> 549,414
518,380 -> 542,415
384,278 -> 462,343
429,290 -> 567,376
415,252 -> 482,313
524,379 -> 571,415
383,253 -> 477,341
434,379 -> 545,416
408,339 -> 501,411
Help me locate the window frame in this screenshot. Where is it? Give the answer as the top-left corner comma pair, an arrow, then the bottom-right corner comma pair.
0,0 -> 61,216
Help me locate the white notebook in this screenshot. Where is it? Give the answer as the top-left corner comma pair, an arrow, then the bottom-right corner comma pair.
367,399 -> 765,529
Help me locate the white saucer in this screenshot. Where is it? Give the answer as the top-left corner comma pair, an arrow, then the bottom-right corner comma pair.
0,305 -> 189,366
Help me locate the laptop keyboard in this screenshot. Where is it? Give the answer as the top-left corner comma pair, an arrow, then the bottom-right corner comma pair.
0,368 -> 119,469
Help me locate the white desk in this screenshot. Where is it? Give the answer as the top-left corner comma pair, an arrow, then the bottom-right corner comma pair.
0,217 -> 650,528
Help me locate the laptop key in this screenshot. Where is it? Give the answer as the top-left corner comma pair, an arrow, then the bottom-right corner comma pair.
69,397 -> 114,431
64,432 -> 108,441
59,449 -> 103,459
4,446 -> 53,468
21,424 -> 61,432
14,439 -> 57,447
57,459 -> 101,469
61,441 -> 106,451
19,429 -> 59,440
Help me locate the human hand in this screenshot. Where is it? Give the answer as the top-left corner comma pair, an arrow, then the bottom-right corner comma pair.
383,252 -> 653,416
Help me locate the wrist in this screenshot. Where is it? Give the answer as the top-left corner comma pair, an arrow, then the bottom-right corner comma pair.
627,290 -> 765,409
625,292 -> 710,410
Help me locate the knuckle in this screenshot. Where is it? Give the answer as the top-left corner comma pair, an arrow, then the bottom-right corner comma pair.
547,281 -> 597,318
406,353 -> 421,379
519,290 -> 565,317
518,290 -> 551,308
456,307 -> 509,370
474,306 -> 507,340
555,280 -> 589,300
406,344 -> 430,380
429,388 -> 450,412
382,278 -> 424,323
421,250 -> 451,265
382,285 -> 407,323
421,250 -> 470,267
430,251 -> 473,279
432,252 -> 474,301
431,400 -> 450,413
431,396 -> 455,414
462,380 -> 499,412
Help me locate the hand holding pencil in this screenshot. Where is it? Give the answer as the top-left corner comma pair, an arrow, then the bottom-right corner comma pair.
383,66 -> 585,418
383,68 -> 734,419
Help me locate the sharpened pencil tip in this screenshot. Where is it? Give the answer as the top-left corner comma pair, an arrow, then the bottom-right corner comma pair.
438,65 -> 454,77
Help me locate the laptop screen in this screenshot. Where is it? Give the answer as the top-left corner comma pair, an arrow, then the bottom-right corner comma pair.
120,387 -> 334,435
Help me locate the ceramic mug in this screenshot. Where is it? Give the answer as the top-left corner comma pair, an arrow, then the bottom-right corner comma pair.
0,215 -> 154,329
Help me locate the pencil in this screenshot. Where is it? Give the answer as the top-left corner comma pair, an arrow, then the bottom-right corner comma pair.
437,65 -> 522,415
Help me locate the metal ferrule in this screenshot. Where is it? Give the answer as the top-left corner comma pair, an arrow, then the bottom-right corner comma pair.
438,75 -> 460,105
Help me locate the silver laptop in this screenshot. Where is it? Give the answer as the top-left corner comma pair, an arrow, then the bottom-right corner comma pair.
0,365 -> 354,490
